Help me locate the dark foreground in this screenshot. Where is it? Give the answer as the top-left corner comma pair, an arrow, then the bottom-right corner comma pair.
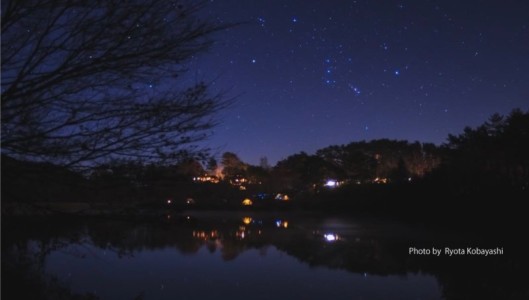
2,212 -> 528,300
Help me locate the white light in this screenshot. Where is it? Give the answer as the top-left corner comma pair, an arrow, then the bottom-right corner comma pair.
167,199 -> 172,204
324,180 -> 338,187
324,234 -> 338,242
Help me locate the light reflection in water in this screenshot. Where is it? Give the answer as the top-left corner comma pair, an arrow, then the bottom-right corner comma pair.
9,215 -> 521,299
192,230 -> 218,240
41,244 -> 442,300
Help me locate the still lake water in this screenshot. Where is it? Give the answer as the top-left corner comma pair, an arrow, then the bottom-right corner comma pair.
3,212 -> 528,299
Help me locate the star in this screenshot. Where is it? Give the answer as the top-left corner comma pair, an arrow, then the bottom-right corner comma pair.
348,83 -> 361,95
181,0 -> 528,166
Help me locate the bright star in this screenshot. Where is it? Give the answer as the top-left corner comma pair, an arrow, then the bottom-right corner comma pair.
348,83 -> 361,95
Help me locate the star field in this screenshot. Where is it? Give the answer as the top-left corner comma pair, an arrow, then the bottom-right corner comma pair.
186,0 -> 529,165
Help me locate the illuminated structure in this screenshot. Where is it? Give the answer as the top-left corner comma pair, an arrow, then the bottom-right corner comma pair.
373,177 -> 388,184
275,193 -> 290,201
193,175 -> 220,183
275,220 -> 289,229
324,179 -> 343,188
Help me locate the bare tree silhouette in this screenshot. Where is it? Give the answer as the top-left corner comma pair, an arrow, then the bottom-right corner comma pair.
1,0 -> 231,169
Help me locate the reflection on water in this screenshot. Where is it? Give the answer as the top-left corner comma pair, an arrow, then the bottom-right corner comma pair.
2,213 -> 528,300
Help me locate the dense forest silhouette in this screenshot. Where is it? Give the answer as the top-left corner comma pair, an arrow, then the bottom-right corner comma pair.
2,109 -> 529,224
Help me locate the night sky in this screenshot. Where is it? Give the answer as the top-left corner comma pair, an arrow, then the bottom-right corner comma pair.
185,0 -> 528,165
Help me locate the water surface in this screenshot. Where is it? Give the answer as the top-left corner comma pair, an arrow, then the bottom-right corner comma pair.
3,212 -> 527,299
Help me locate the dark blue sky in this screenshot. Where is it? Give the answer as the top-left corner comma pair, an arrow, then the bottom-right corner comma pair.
187,0 -> 528,165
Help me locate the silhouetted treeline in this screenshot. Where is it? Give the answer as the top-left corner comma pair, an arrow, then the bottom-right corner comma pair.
441,108 -> 529,189
309,109 -> 529,224
2,109 -> 528,223
2,155 -> 88,203
269,139 -> 442,192
420,108 -> 529,222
